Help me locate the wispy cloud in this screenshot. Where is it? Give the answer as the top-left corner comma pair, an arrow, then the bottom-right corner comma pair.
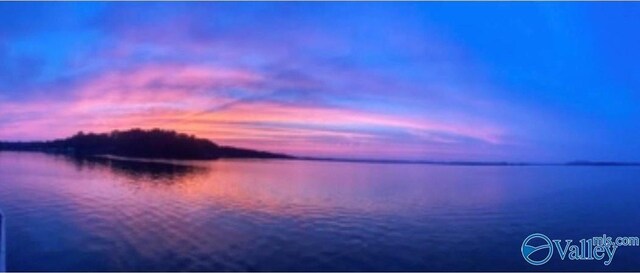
8,2 -> 637,161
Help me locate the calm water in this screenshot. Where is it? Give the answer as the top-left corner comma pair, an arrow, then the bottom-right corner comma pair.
0,152 -> 639,271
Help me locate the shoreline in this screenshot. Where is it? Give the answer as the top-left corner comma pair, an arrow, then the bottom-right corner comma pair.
1,150 -> 639,167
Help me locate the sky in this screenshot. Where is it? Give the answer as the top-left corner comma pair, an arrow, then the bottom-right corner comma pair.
1,2 -> 639,161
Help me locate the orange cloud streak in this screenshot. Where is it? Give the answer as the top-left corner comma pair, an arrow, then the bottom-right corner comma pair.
0,63 -> 506,159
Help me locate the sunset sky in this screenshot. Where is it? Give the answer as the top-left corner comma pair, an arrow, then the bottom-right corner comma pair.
1,2 -> 640,161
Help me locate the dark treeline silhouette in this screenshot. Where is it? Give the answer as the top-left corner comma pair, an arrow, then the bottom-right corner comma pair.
565,160 -> 640,166
0,128 -> 292,160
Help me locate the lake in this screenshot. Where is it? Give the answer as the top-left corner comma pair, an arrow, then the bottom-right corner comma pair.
0,151 -> 639,271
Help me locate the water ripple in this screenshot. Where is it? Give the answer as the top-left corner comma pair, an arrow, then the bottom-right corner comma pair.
1,152 -> 640,271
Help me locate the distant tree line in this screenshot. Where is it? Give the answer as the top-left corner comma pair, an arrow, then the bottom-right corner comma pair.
0,128 -> 292,160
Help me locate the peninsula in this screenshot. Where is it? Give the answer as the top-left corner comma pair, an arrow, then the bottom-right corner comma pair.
0,128 -> 292,160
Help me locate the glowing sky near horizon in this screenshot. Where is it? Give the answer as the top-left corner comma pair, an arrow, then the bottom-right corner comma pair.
1,2 -> 640,161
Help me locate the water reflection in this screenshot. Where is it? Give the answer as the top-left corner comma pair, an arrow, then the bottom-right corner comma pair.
0,152 -> 639,271
63,155 -> 207,183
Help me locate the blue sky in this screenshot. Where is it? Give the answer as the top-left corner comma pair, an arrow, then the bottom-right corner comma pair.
1,2 -> 639,161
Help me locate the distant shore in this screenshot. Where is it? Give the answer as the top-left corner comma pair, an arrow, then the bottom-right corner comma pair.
0,128 -> 292,160
1,128 -> 638,167
297,157 -> 640,167
3,150 -> 638,168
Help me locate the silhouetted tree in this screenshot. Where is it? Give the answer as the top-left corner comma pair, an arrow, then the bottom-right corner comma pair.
0,128 -> 291,160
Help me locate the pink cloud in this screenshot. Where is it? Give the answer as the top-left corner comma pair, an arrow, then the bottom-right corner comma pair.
1,61 -> 508,160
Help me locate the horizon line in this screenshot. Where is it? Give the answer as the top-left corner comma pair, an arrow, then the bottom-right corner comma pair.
295,156 -> 640,167
2,129 -> 639,166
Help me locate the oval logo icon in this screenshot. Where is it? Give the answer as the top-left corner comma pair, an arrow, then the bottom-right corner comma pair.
521,233 -> 553,265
